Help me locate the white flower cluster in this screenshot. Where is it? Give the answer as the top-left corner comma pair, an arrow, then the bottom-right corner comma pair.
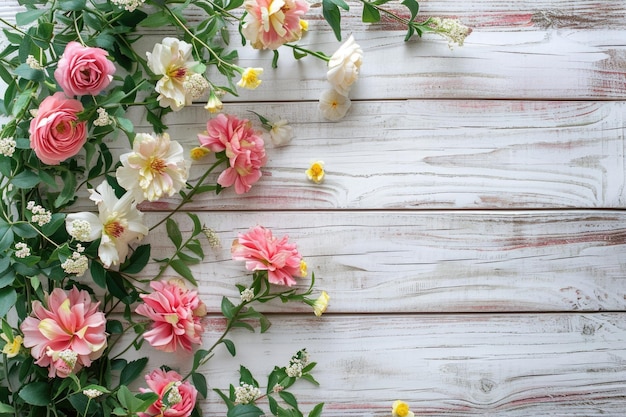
166,382 -> 183,405
57,349 -> 78,369
429,17 -> 472,48
319,35 -> 363,121
110,0 -> 145,12
14,242 -> 30,258
93,107 -> 113,127
26,55 -> 42,70
61,246 -> 89,276
69,219 -> 93,241
286,349 -> 310,378
83,389 -> 104,399
240,288 -> 255,302
234,383 -> 261,405
183,73 -> 210,99
26,201 -> 51,226
0,137 -> 16,157
202,227 -> 221,248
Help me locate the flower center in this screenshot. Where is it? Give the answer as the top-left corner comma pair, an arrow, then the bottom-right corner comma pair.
310,164 -> 323,176
149,156 -> 167,175
395,403 -> 409,417
104,220 -> 125,238
167,65 -> 187,80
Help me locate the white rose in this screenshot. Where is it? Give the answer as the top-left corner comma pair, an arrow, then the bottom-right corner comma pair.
269,119 -> 294,147
326,35 -> 363,97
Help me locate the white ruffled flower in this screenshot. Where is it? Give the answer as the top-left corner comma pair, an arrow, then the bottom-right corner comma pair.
116,132 -> 190,203
65,181 -> 148,268
318,89 -> 351,121
147,38 -> 199,111
327,35 -> 362,97
269,119 -> 294,147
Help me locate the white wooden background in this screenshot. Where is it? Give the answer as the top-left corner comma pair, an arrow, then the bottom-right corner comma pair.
3,0 -> 626,415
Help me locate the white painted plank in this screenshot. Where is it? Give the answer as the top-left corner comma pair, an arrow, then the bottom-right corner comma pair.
125,210 -> 626,313
83,100 -> 626,211
130,313 -> 626,415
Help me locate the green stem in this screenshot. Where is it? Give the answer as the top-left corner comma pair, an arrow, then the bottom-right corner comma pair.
284,44 -> 330,62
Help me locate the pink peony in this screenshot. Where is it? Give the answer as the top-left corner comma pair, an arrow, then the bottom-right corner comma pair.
198,113 -> 267,194
135,280 -> 206,352
231,225 -> 304,286
20,287 -> 107,378
241,0 -> 309,50
29,92 -> 87,165
55,41 -> 116,96
139,369 -> 198,417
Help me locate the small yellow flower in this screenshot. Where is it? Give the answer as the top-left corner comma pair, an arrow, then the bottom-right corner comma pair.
300,20 -> 309,32
300,260 -> 308,277
306,161 -> 325,184
237,67 -> 263,90
190,146 -> 211,161
392,400 -> 414,417
1,333 -> 23,358
312,291 -> 330,317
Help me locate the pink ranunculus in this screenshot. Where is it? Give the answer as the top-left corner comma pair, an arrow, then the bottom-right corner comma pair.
198,113 -> 267,194
138,369 -> 198,417
241,0 -> 309,50
20,287 -> 107,378
54,41 -> 116,96
29,92 -> 87,165
231,225 -> 304,286
135,280 -> 206,352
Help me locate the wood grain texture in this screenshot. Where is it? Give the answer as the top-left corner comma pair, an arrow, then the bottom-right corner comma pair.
136,210 -> 626,313
80,100 -> 626,211
129,313 -> 626,416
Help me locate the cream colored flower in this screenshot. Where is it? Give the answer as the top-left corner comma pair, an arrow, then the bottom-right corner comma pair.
392,401 -> 414,417
204,89 -> 223,113
147,38 -> 199,111
190,146 -> 211,161
1,333 -> 23,358
269,119 -> 294,147
327,35 -> 363,97
237,67 -> 263,89
312,291 -> 329,317
306,160 -> 325,184
318,89 -> 351,121
116,132 -> 190,202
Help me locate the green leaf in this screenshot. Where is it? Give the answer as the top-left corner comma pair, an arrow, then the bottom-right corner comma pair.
227,404 -> 265,417
0,286 -> 16,317
170,259 -> 197,285
116,116 -> 134,134
106,319 -> 124,334
361,2 -> 380,23
401,0 -> 419,20
139,11 -> 171,27
120,244 -> 150,274
300,374 -> 320,386
19,382 -> 50,406
279,391 -> 298,410
12,222 -> 37,238
221,296 -> 236,319
192,349 -> 210,370
192,372 -> 208,398
322,0 -> 343,41
0,402 -> 14,414
119,357 -> 149,387
54,171 -> 77,208
166,218 -> 182,248
11,170 -> 40,189
90,260 -> 107,288
188,213 -> 202,236
239,365 -> 257,386
308,403 -> 324,417
15,8 -> 47,26
58,0 -> 86,11
14,64 -> 43,82
41,213 -> 65,236
223,338 -> 236,356
268,395 -> 279,415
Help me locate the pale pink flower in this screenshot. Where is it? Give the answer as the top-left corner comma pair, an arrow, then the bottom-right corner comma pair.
231,225 -> 304,286
139,369 -> 198,417
29,92 -> 87,165
20,287 -> 107,378
116,132 -> 190,203
242,0 -> 309,50
54,42 -> 116,97
135,280 -> 206,352
197,113 -> 267,194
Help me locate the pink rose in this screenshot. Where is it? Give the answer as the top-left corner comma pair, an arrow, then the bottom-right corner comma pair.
231,225 -> 304,286
197,113 -> 267,194
135,280 -> 206,352
20,287 -> 107,378
55,41 -> 116,96
29,92 -> 87,165
139,369 -> 198,417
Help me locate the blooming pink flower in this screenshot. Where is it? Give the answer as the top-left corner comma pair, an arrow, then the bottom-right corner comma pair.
135,280 -> 206,352
138,369 -> 198,417
231,225 -> 304,286
54,41 -> 116,96
20,287 -> 107,378
29,92 -> 87,165
241,0 -> 309,50
198,114 -> 267,194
